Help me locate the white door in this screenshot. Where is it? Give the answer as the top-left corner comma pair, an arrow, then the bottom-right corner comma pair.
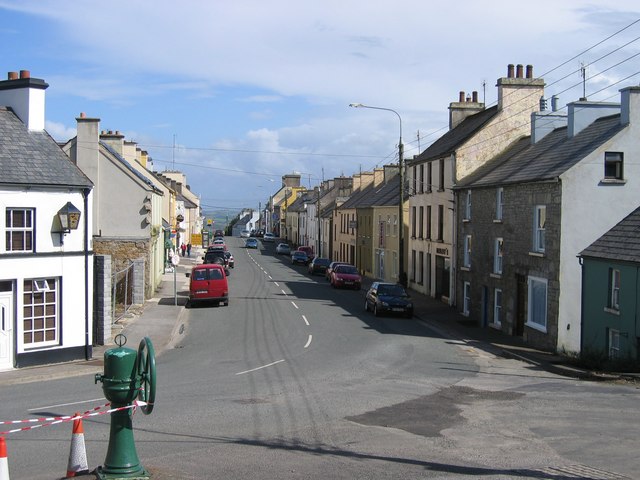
0,293 -> 13,371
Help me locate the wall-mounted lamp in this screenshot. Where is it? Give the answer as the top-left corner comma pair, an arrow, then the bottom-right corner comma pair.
56,201 -> 81,243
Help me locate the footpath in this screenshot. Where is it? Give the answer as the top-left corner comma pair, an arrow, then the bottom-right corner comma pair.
1,245 -> 637,386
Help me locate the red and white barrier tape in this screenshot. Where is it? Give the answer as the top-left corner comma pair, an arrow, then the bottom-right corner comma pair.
0,402 -> 111,426
0,401 -> 147,436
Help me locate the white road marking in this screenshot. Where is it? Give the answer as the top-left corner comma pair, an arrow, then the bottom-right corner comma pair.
281,289 -> 287,296
235,359 -> 285,375
274,282 -> 280,287
304,335 -> 312,349
302,315 -> 309,326
29,398 -> 105,411
291,301 -> 299,309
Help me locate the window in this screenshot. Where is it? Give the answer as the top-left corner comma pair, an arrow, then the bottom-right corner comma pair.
6,208 -> 34,252
533,205 -> 546,253
419,164 -> 424,194
418,251 -> 424,284
411,207 -> 417,238
608,329 -> 620,359
393,214 -> 397,236
437,205 -> 444,240
411,250 -> 416,282
464,190 -> 471,221
494,238 -> 503,274
463,235 -> 472,268
495,188 -> 504,221
494,288 -> 502,326
418,206 -> 424,239
23,277 -> 59,346
412,165 -> 417,196
463,282 -> 471,316
426,206 -> 432,239
609,268 -> 620,311
604,152 -> 623,180
527,276 -> 547,331
427,163 -> 433,193
438,159 -> 445,191
386,215 -> 391,236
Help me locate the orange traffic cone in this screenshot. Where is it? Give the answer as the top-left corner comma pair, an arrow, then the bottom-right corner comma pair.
0,437 -> 9,480
65,414 -> 88,478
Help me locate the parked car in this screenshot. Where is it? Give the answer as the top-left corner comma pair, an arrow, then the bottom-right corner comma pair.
214,229 -> 224,237
245,238 -> 259,249
308,257 -> 331,275
364,282 -> 413,318
291,251 -> 309,265
224,251 -> 234,268
203,250 -> 230,276
276,243 -> 291,255
296,246 -> 315,261
185,263 -> 229,307
240,229 -> 250,238
325,261 -> 348,281
263,232 -> 276,243
212,238 -> 227,250
330,264 -> 361,290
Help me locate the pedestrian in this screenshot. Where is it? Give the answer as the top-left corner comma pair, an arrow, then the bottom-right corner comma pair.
181,243 -> 186,256
187,243 -> 192,257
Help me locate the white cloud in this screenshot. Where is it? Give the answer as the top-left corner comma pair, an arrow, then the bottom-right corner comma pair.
45,120 -> 76,142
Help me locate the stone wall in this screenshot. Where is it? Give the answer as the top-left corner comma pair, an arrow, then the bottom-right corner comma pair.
93,254 -> 112,345
94,237 -> 151,300
456,182 -> 561,352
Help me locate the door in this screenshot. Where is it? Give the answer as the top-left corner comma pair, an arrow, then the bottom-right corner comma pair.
0,292 -> 14,371
515,274 -> 526,336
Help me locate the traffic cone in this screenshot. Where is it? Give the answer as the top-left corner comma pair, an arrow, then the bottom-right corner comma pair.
0,437 -> 9,480
65,414 -> 88,478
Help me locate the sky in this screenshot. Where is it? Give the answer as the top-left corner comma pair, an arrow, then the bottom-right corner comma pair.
1,1 -> 640,215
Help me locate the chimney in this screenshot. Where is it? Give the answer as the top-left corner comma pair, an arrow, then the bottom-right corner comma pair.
382,165 -> 399,183
531,109 -> 567,144
373,168 -> 385,187
73,113 -> 101,233
0,70 -> 49,131
496,63 -> 545,112
567,99 -> 620,138
620,86 -> 640,125
449,89 -> 484,129
551,95 -> 559,112
100,129 -> 125,156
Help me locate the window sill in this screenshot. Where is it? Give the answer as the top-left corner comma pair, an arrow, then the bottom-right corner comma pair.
493,219 -> 503,224
525,321 -> 547,334
489,273 -> 502,279
528,251 -> 545,258
462,219 -> 470,223
460,266 -> 470,272
599,178 -> 626,186
603,307 -> 620,316
489,322 -> 502,330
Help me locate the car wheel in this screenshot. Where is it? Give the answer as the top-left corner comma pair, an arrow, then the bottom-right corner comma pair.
364,299 -> 369,312
374,304 -> 381,317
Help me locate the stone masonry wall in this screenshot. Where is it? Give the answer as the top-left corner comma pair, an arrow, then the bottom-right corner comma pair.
94,238 -> 151,301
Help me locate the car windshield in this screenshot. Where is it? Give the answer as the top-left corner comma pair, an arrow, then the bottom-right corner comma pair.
377,284 -> 407,296
336,265 -> 358,274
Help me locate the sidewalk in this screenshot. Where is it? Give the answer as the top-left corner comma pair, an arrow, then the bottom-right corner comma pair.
1,246 -> 636,386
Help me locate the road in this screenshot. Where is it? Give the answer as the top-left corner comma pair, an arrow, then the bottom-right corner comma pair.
1,237 -> 639,479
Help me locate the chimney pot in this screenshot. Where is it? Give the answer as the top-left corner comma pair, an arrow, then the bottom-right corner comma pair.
7,71 -> 18,80
80,112 -> 86,118
459,91 -> 465,102
472,91 -> 478,103
526,64 -> 533,79
507,64 -> 514,78
516,64 -> 523,78
19,70 -> 30,79
466,95 -> 471,102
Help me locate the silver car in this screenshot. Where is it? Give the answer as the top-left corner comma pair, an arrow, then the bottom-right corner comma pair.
276,243 -> 291,255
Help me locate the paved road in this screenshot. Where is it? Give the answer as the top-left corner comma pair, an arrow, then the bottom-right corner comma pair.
1,237 -> 639,479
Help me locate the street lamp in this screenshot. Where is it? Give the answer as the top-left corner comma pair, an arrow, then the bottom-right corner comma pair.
349,103 -> 406,286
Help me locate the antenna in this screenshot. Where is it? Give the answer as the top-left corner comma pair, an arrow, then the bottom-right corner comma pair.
172,134 -> 176,170
581,62 -> 587,100
482,79 -> 486,104
417,130 -> 421,152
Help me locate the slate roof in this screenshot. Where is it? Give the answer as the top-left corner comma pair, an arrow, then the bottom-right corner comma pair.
456,114 -> 625,189
0,107 -> 92,188
339,175 -> 400,210
580,206 -> 640,264
408,106 -> 498,165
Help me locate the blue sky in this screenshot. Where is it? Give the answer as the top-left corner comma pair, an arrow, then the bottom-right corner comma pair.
1,1 -> 639,214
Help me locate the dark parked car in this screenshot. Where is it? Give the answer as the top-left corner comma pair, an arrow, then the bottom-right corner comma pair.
308,257 -> 331,275
364,282 -> 413,318
245,238 -> 259,249
330,264 -> 361,290
203,250 -> 230,276
291,251 -> 309,265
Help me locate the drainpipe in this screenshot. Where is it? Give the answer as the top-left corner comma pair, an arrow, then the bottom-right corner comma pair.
579,256 -> 584,354
450,153 -> 457,307
83,187 -> 91,360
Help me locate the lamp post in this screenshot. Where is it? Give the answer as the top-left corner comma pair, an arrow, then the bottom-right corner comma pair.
349,103 -> 406,286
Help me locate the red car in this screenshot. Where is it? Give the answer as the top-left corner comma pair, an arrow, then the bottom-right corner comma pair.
296,246 -> 315,261
330,264 -> 361,290
186,263 -> 229,307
